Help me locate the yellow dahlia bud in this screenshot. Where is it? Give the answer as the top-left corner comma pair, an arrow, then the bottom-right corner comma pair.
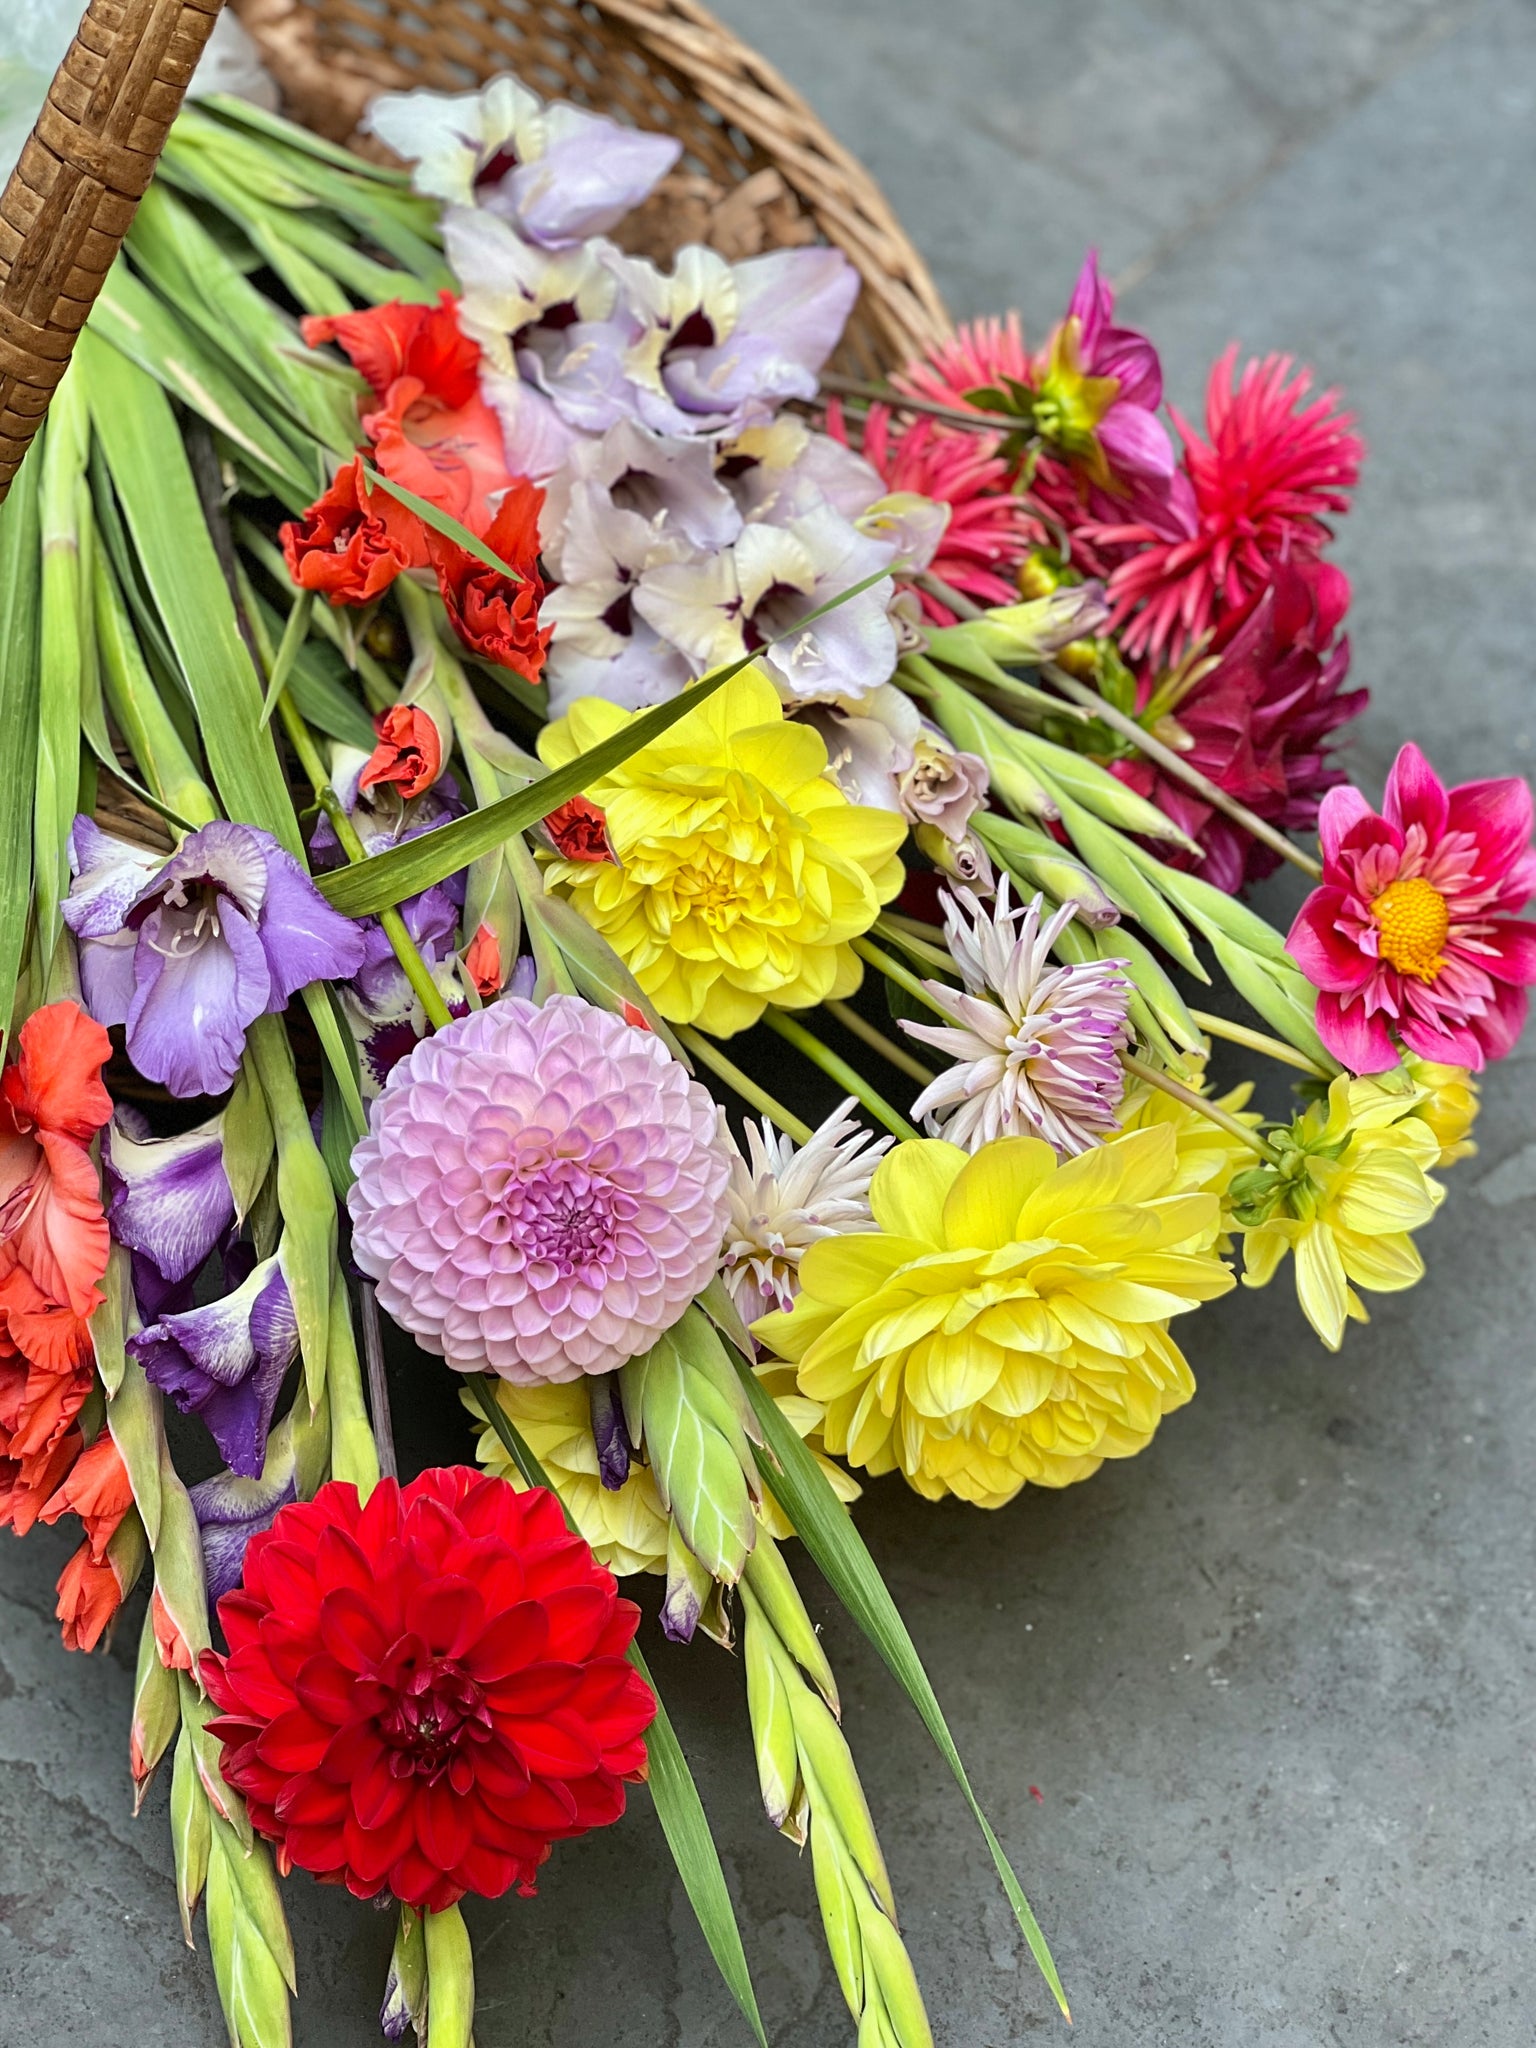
537,668 -> 907,1036
1235,1075 -> 1445,1352
754,1127 -> 1234,1509
1400,1055 -> 1480,1167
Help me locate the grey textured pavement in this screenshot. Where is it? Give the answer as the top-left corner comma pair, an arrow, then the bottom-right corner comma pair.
3,1 -> 1535,2042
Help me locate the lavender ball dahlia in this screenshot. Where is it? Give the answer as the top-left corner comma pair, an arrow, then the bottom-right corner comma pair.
348,996 -> 730,1381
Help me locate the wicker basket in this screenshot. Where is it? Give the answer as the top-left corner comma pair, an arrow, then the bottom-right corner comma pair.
0,0 -> 950,503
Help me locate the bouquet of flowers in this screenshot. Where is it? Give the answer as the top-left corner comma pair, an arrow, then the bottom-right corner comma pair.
1,53 -> 1530,2048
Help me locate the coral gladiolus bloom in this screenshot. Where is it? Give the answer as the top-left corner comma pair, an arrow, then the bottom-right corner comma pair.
360,705 -> 445,802
281,457 -> 430,606
0,1002 -> 112,1322
430,478 -> 551,681
1287,744 -> 1536,1073
203,1468 -> 656,1911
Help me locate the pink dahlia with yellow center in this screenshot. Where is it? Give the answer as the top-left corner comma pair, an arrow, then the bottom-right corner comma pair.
1286,743 -> 1536,1073
348,996 -> 731,1381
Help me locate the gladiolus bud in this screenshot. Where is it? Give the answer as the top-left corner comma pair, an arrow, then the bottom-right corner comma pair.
130,1604 -> 181,1809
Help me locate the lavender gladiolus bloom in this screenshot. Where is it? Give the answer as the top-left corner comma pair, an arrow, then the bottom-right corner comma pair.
102,1108 -> 235,1285
188,1461 -> 299,1604
64,818 -> 366,1098
130,1251 -> 299,1478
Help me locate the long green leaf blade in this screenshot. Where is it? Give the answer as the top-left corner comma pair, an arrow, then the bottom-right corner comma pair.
0,439 -> 42,1046
467,1377 -> 768,2045
79,331 -> 305,860
733,1361 -> 1070,2020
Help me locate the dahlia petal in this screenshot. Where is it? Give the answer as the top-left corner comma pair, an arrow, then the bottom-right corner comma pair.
293,1654 -> 360,1727
1382,742 -> 1449,844
416,1780 -> 475,1872
405,1576 -> 484,1659
320,1586 -> 394,1671
1481,919 -> 1536,985
256,1709 -> 333,1774
1314,991 -> 1400,1075
1446,776 -> 1535,897
1285,890 -> 1373,992
1318,783 -> 1376,866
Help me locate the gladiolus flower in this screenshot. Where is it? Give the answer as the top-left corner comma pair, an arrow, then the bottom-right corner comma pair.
202,1468 -> 656,1910
1286,743 -> 1536,1072
541,797 -> 614,864
537,669 -> 907,1035
826,400 -> 1036,617
430,478 -> 551,682
39,1432 -> 133,1560
348,996 -> 731,1382
304,294 -> 515,538
281,457 -> 430,606
130,1251 -> 300,1478
189,1461 -> 299,1605
65,818 -> 366,1098
102,1107 -> 235,1302
360,705 -> 445,802
0,1001 -> 112,1320
755,1127 -> 1233,1507
1090,349 -> 1363,665
57,1512 -> 144,1653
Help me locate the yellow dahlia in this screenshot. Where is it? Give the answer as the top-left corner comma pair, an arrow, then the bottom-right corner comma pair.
468,1364 -> 858,1573
537,667 -> 907,1035
753,1127 -> 1234,1509
1234,1075 -> 1444,1352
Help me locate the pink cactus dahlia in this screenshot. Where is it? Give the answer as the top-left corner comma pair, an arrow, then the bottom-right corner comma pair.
348,996 -> 731,1381
1287,744 -> 1536,1074
1089,348 -> 1362,665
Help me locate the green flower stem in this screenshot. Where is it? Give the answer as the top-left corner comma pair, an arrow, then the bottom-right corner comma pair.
1188,1007 -> 1329,1078
819,368 -> 1026,437
874,913 -> 958,971
1043,661 -> 1323,881
675,1025 -> 815,1144
851,935 -> 952,1019
824,1000 -> 936,1086
273,691 -> 454,1031
1122,1052 -> 1279,1163
763,1011 -> 922,1143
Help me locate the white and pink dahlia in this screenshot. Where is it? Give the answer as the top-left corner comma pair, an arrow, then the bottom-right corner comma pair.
901,880 -> 1133,1155
348,996 -> 731,1382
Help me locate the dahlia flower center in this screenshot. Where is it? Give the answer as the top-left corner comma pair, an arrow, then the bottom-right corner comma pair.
1372,876 -> 1450,981
506,1159 -> 624,1275
376,1647 -> 492,1782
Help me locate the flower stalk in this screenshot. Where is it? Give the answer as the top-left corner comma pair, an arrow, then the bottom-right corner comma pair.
763,1010 -> 922,1143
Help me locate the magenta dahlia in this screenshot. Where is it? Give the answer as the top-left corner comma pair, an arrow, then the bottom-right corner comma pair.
1088,348 -> 1363,665
1287,743 -> 1536,1072
1113,565 -> 1367,893
202,1468 -> 655,1911
348,995 -> 731,1381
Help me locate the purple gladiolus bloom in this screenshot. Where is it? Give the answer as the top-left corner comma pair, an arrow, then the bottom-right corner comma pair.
188,1462 -> 299,1604
64,818 -> 366,1098
130,1252 -> 299,1478
103,1108 -> 235,1285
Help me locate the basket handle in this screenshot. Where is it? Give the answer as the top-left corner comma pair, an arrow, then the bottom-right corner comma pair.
0,0 -> 226,503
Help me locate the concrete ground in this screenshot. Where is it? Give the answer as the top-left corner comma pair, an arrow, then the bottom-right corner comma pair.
2,1 -> 1534,2042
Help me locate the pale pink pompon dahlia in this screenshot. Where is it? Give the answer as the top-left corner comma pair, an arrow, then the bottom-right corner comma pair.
348,996 -> 732,1382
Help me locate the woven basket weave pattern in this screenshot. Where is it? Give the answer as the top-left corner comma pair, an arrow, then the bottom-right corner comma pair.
0,0 -> 223,495
0,0 -> 949,500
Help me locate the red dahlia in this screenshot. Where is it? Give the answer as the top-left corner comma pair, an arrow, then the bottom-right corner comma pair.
202,1467 -> 655,1912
